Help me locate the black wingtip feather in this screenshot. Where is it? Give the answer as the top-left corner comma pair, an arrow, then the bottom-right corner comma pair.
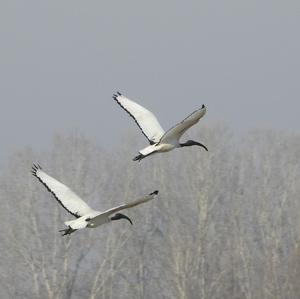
150,190 -> 159,195
112,91 -> 122,99
31,163 -> 42,176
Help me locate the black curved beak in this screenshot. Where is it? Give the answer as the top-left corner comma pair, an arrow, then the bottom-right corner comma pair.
196,142 -> 208,151
111,213 -> 133,225
120,214 -> 133,225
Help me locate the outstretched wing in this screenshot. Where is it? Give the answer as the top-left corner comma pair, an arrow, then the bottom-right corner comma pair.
101,190 -> 158,216
31,164 -> 95,218
159,105 -> 206,144
113,92 -> 165,144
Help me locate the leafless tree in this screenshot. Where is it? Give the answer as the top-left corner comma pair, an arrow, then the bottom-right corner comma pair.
0,127 -> 299,299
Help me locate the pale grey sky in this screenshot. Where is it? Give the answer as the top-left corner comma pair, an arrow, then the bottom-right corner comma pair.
0,0 -> 299,164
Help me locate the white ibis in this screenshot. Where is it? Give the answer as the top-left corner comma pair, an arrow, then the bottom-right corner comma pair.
113,92 -> 208,161
31,164 -> 158,235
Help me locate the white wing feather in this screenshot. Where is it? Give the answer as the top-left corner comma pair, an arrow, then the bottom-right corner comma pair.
159,105 -> 206,144
32,165 -> 95,218
113,93 -> 165,144
94,191 -> 158,218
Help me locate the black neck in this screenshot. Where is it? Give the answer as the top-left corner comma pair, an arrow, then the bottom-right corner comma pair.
180,141 -> 193,147
180,140 -> 208,151
110,213 -> 133,225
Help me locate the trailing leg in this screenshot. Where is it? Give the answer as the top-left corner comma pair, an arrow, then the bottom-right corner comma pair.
59,226 -> 77,236
132,151 -> 157,162
132,153 -> 145,162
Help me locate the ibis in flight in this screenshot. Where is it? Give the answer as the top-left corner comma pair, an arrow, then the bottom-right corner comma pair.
113,92 -> 208,161
31,164 -> 158,235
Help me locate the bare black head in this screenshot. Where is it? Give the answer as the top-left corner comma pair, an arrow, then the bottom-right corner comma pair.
110,213 -> 133,225
180,140 -> 208,151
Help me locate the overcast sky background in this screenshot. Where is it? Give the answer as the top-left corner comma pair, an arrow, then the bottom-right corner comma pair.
0,0 -> 299,165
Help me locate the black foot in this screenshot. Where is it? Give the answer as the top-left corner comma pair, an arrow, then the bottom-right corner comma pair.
59,226 -> 77,236
133,154 -> 145,162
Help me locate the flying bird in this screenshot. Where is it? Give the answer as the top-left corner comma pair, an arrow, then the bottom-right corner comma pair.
113,92 -> 208,161
31,164 -> 158,236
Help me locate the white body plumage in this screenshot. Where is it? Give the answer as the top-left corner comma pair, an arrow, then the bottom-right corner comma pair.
32,164 -> 158,235
113,92 -> 208,161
